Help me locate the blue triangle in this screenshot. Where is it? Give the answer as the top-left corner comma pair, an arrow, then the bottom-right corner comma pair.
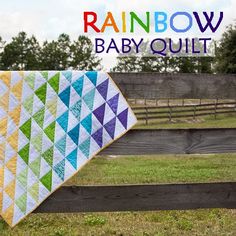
104,117 -> 116,139
107,93 -> 119,115
81,114 -> 92,134
66,149 -> 77,169
83,88 -> 95,111
92,127 -> 103,148
54,159 -> 65,181
55,135 -> 66,156
79,138 -> 90,158
72,76 -> 84,97
93,103 -> 105,125
68,124 -> 80,145
57,111 -> 69,132
59,86 -> 71,107
96,79 -> 109,100
85,72 -> 97,86
63,71 -> 72,83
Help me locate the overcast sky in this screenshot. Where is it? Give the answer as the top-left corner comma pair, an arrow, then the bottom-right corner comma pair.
0,0 -> 235,70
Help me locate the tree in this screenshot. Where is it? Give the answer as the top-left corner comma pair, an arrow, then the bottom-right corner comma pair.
70,36 -> 101,70
0,36 -> 6,69
39,34 -> 71,70
215,23 -> 236,73
1,32 -> 40,70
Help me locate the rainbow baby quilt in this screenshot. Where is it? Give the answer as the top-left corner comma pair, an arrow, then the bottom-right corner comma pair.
0,71 -> 137,226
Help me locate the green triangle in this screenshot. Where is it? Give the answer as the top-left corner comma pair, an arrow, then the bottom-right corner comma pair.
15,192 -> 27,213
25,72 -> 35,89
46,99 -> 57,117
48,72 -> 60,94
31,132 -> 43,153
18,143 -> 30,165
83,88 -> 95,111
44,121 -> 56,142
41,71 -> 48,80
29,157 -> 41,178
35,83 -> 47,104
23,95 -> 34,115
20,119 -> 32,140
42,147 -> 54,167
17,168 -> 28,188
28,182 -> 39,202
33,108 -> 45,128
40,170 -> 52,191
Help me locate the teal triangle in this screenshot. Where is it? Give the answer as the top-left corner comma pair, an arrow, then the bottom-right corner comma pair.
63,71 -> 72,83
53,159 -> 65,181
57,111 -> 69,132
66,149 -> 77,169
70,100 -> 82,120
72,76 -> 84,97
85,72 -> 97,86
68,124 -> 80,145
59,86 -> 70,107
83,88 -> 95,111
55,135 -> 66,155
79,138 -> 90,158
81,114 -> 92,134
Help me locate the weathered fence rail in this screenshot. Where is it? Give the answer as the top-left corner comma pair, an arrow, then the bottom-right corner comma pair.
34,73 -> 236,213
110,73 -> 236,99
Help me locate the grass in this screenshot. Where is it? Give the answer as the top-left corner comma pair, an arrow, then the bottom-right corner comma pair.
66,154 -> 236,185
135,114 -> 236,129
1,154 -> 236,235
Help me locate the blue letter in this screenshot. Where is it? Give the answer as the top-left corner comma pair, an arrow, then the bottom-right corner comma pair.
155,12 -> 167,32
170,12 -> 192,33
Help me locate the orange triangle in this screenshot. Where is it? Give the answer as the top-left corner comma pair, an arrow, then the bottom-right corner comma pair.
5,156 -> 17,175
0,166 -> 4,188
0,92 -> 10,111
0,72 -> 11,88
4,180 -> 16,200
11,79 -> 23,102
1,203 -> 14,226
7,130 -> 19,152
9,106 -> 21,126
0,117 -> 8,136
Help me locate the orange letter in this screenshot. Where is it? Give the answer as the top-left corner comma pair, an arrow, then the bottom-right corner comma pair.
101,12 -> 119,33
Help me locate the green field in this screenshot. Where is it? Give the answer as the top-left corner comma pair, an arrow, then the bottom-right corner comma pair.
1,114 -> 236,235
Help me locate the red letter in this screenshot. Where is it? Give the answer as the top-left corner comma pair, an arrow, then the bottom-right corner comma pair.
84,12 -> 100,33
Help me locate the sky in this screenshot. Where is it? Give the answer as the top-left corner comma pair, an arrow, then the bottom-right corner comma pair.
0,0 -> 235,70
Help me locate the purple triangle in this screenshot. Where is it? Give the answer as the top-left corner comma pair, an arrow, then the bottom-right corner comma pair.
107,94 -> 119,115
93,103 -> 105,125
96,79 -> 109,100
92,127 -> 103,148
104,117 -> 116,139
117,108 -> 128,129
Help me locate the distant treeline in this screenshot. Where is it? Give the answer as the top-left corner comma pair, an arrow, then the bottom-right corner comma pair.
0,22 -> 235,73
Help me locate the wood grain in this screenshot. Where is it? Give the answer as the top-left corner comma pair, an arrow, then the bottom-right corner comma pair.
100,128 -> 236,155
34,182 -> 236,213
109,73 -> 236,99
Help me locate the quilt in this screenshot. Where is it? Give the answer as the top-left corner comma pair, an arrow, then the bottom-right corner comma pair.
0,71 -> 137,226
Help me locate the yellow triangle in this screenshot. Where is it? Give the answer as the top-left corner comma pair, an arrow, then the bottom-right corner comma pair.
0,92 -> 10,111
0,71 -> 11,88
0,117 -> 8,136
5,156 -> 17,175
9,105 -> 21,126
4,180 -> 16,200
0,166 -> 3,188
0,142 -> 5,159
7,130 -> 19,152
1,203 -> 14,226
11,79 -> 23,102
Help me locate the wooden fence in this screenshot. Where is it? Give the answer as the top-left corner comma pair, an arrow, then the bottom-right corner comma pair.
34,73 -> 236,214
